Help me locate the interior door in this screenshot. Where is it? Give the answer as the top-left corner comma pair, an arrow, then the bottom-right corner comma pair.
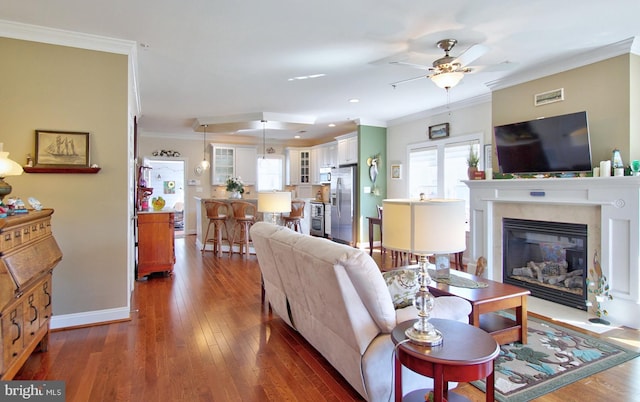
142,158 -> 186,235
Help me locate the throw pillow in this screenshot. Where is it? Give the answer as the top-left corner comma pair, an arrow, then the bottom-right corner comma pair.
383,268 -> 419,309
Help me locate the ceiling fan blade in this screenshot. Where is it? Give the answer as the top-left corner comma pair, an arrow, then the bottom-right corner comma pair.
389,60 -> 431,70
390,74 -> 427,87
452,43 -> 489,67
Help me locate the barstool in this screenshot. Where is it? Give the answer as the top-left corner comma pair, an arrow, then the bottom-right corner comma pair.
283,200 -> 305,232
229,201 -> 256,256
202,201 -> 229,256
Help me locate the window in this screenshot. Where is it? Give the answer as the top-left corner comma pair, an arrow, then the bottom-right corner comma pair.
408,134 -> 482,226
256,155 -> 285,191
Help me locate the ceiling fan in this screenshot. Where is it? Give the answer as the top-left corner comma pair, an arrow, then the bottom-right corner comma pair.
390,39 -> 488,90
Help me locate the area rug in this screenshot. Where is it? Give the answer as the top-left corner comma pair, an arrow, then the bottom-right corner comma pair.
471,315 -> 640,402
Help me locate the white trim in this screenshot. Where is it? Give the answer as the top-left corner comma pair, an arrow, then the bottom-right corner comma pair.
487,36 -> 640,91
50,307 -> 131,330
407,132 -> 483,198
0,19 -> 135,54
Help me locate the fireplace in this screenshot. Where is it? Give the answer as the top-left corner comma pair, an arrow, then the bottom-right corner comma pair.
502,218 -> 587,310
466,177 -> 640,330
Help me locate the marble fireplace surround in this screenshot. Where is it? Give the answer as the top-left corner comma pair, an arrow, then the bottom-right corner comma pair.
466,176 -> 640,329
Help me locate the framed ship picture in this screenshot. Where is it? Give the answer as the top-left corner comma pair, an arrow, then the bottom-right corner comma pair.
35,130 -> 90,167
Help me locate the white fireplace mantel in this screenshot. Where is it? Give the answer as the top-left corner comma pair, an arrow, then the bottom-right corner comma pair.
465,176 -> 640,329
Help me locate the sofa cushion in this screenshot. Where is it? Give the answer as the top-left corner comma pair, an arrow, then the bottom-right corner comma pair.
340,250 -> 398,333
382,268 -> 419,309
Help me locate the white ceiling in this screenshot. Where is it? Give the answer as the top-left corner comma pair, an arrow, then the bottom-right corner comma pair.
1,1 -> 639,142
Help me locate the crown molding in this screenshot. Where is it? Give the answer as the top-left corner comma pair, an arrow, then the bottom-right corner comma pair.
355,117 -> 387,128
0,19 -> 140,115
388,93 -> 492,126
0,19 -> 136,54
486,36 -> 639,91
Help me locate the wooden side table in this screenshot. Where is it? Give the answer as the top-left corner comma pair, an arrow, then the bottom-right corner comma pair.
426,269 -> 530,345
367,216 -> 383,256
392,319 -> 500,402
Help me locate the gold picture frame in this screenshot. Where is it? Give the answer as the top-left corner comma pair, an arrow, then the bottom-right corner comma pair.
35,130 -> 90,167
390,163 -> 402,180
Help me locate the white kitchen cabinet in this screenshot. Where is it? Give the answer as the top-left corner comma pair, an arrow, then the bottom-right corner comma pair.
211,144 -> 257,185
286,147 -> 311,185
310,147 -> 320,184
337,134 -> 358,165
310,141 -> 338,184
325,141 -> 338,168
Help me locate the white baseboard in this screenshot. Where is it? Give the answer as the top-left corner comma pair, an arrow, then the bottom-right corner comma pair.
50,307 -> 131,330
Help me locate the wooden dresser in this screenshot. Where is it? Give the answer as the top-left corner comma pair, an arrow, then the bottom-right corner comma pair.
137,211 -> 175,280
0,209 -> 62,379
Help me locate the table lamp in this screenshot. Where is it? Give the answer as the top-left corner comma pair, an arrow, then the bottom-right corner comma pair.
382,198 -> 466,346
0,143 -> 24,202
258,191 -> 292,225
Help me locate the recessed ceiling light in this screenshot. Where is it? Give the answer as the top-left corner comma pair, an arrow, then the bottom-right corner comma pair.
349,98 -> 360,103
294,135 -> 301,139
328,123 -> 336,127
287,73 -> 326,81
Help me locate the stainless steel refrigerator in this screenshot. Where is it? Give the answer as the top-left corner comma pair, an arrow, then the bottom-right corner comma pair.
330,165 -> 357,245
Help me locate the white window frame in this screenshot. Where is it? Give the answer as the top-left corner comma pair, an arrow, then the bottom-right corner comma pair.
406,133 -> 483,198
256,154 -> 285,191
406,133 -> 483,232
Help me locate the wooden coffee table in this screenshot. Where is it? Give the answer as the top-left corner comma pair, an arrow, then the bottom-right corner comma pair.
392,318 -> 500,402
426,269 -> 530,345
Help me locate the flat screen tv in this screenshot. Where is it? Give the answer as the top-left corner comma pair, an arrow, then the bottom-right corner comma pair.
494,111 -> 592,174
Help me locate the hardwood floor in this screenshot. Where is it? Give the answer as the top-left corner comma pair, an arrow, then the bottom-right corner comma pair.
15,235 -> 640,401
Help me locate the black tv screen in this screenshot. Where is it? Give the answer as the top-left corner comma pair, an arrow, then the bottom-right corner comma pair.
494,111 -> 592,174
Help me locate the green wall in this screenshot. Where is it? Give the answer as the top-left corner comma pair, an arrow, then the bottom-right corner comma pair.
357,125 -> 386,245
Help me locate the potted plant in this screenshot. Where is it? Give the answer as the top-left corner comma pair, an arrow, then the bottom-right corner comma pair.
225,177 -> 244,199
466,145 -> 480,179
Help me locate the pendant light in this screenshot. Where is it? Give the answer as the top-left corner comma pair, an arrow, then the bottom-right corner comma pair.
200,125 -> 210,170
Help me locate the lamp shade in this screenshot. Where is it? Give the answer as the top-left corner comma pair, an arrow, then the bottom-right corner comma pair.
382,198 -> 466,254
257,191 -> 292,213
0,143 -> 24,178
430,71 -> 464,89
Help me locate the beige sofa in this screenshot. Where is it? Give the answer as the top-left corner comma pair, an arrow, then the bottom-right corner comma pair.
250,222 -> 472,402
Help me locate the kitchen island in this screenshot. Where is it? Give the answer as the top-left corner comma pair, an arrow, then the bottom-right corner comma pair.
195,197 -> 314,253
195,197 -> 262,254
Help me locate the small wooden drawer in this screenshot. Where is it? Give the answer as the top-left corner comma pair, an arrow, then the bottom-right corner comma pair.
0,232 -> 13,252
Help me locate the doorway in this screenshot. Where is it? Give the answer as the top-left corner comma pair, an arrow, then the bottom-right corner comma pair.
143,158 -> 186,237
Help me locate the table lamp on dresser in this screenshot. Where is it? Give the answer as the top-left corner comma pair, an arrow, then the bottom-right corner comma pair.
382,198 -> 466,346
0,143 -> 24,202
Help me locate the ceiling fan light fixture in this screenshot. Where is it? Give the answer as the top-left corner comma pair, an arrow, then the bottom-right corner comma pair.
430,71 -> 464,90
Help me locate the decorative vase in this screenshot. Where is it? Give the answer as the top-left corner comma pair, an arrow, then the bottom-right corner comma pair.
467,166 -> 478,180
228,191 -> 241,199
